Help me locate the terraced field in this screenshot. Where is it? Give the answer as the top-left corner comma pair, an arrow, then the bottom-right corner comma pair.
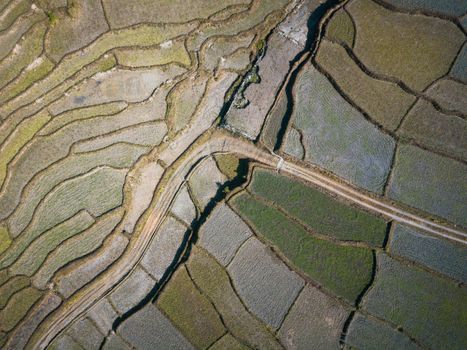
0,0 -> 466,349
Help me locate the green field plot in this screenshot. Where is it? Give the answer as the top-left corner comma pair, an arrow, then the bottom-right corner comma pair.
157,265 -> 226,349
248,167 -> 388,245
230,192 -> 374,303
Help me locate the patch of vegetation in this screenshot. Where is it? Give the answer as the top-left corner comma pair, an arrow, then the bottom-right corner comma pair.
157,266 -> 225,349
0,58 -> 55,105
231,65 -> 261,109
255,38 -> 266,52
0,225 -> 11,255
225,64 -> 261,108
230,192 -> 374,303
224,75 -> 243,103
323,9 -> 355,47
248,67 -> 261,84
46,11 -> 59,25
214,154 -> 240,179
249,168 -> 388,246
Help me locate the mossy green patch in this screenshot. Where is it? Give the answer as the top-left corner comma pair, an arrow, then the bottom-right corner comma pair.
230,65 -> 260,109
224,75 -> 243,102
324,9 -> 355,47
46,10 -> 59,25
230,192 -> 374,303
157,266 -> 225,349
0,225 -> 11,255
187,246 -> 283,350
0,286 -> 42,332
247,67 -> 260,84
0,110 -> 51,188
0,57 -> 55,105
255,38 -> 266,52
0,275 -> 30,309
214,154 -> 240,179
249,168 -> 388,245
